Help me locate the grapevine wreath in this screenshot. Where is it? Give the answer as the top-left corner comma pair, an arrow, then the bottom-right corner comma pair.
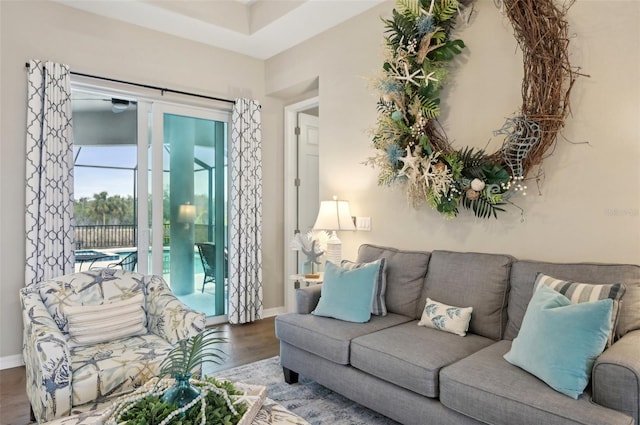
368,0 -> 581,219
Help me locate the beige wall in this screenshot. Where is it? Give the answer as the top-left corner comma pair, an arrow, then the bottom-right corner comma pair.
0,0 -> 284,361
1,0 -> 639,363
267,1 -> 640,265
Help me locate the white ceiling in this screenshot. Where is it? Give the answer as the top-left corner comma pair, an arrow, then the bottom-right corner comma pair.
54,0 -> 386,60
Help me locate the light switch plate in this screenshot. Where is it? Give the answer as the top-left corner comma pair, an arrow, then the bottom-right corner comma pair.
356,216 -> 371,231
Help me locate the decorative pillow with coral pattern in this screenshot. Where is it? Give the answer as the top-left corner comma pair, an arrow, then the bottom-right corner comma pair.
418,298 -> 473,336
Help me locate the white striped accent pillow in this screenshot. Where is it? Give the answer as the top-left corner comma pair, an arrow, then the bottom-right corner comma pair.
341,258 -> 387,315
64,293 -> 147,347
534,273 -> 626,346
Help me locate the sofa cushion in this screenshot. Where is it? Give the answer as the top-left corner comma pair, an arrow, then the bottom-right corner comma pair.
356,244 -> 431,318
38,269 -> 146,335
503,285 -> 612,399
312,261 -> 379,323
350,321 -> 494,398
440,340 -> 634,425
70,333 -> 172,406
506,261 -> 640,341
418,251 -> 512,340
275,312 -> 412,365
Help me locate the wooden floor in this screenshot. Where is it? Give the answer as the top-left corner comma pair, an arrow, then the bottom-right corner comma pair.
0,317 -> 279,425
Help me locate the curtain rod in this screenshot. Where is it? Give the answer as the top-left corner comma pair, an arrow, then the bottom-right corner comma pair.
25,62 -> 236,105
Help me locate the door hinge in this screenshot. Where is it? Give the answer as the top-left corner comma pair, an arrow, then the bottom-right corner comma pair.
294,178 -> 301,187
294,126 -> 301,136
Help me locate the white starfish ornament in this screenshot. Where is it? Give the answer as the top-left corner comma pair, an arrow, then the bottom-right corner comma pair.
394,61 -> 425,87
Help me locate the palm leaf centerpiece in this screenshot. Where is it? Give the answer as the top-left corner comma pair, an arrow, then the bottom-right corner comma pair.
158,329 -> 227,408
101,329 -> 254,424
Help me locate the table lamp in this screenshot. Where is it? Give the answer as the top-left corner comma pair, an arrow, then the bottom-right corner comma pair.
177,203 -> 196,229
312,196 -> 356,264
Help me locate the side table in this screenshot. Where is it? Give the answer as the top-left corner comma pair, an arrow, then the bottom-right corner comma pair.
286,273 -> 323,312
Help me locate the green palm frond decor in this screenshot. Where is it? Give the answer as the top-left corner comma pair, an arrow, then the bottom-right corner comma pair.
157,329 -> 227,410
367,0 -> 581,219
102,376 -> 250,425
100,329 -> 254,425
158,329 -> 227,381
114,377 -> 248,425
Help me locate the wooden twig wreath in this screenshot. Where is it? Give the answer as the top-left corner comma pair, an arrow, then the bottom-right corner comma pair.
367,0 -> 580,219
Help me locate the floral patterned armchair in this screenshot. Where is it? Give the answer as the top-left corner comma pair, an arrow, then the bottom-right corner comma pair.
20,269 -> 206,423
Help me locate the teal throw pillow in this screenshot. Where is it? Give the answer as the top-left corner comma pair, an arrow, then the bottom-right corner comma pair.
312,261 -> 379,323
534,272 -> 626,347
341,258 -> 388,316
504,285 -> 613,399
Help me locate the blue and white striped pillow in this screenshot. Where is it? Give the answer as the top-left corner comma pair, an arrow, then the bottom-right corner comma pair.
341,258 -> 387,316
534,273 -> 626,346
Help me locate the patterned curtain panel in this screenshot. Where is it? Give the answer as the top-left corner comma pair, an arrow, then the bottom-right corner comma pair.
25,60 -> 75,286
228,99 -> 263,324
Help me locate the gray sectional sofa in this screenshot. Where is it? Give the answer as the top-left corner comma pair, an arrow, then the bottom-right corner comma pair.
275,244 -> 640,425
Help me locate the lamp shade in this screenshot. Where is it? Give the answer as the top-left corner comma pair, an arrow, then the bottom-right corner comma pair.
177,203 -> 196,223
313,200 -> 356,231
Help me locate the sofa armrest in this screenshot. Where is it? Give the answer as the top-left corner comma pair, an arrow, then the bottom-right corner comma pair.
20,287 -> 72,422
296,284 -> 322,314
592,329 -> 640,424
144,275 -> 206,344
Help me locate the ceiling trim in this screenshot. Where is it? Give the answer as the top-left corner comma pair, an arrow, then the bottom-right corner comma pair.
53,0 -> 385,60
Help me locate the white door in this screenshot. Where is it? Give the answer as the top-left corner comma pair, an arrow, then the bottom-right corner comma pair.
297,113 -> 320,234
283,98 -> 319,312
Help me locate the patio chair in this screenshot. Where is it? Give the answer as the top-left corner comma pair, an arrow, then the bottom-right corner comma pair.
20,269 -> 206,422
196,242 -> 227,293
107,251 -> 137,271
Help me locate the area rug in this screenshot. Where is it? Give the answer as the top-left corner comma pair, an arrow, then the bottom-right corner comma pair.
213,356 -> 399,425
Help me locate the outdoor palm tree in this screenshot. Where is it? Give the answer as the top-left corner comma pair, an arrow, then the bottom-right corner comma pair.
92,191 -> 110,225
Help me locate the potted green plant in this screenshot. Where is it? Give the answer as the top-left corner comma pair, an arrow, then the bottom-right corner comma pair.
158,328 -> 227,408
103,328 -> 255,425
112,377 -> 250,425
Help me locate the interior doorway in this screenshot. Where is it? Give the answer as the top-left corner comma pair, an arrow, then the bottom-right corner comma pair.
283,97 -> 319,312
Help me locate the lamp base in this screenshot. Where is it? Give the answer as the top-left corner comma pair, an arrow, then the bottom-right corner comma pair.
325,231 -> 342,265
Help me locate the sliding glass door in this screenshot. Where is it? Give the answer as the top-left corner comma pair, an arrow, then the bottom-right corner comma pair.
72,86 -> 229,322
151,105 -> 229,320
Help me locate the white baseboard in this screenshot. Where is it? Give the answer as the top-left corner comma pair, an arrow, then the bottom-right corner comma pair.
263,306 -> 285,318
0,354 -> 24,370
